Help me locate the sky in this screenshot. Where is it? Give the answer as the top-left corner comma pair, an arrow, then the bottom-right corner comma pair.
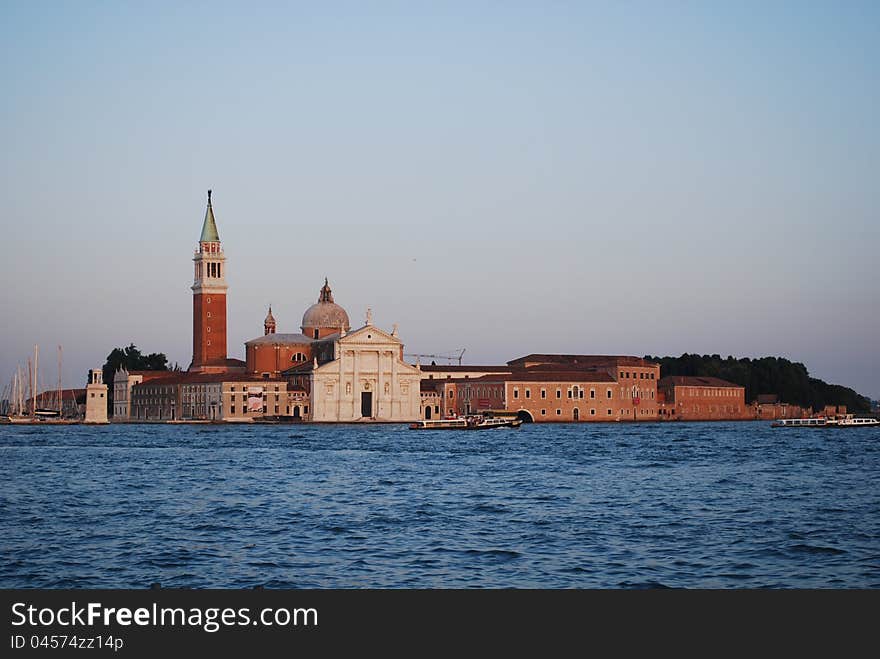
1,1 -> 878,399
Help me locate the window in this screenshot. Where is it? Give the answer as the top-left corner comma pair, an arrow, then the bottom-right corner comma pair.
525,389 -> 531,399
556,389 -> 561,399
606,389 -> 612,399
449,390 -> 454,398
567,390 -> 572,399
313,329 -> 319,339
579,389 -> 584,399
541,409 -> 546,416
556,409 -> 561,415
607,409 -> 612,415
590,388 -> 596,399
231,406 -> 236,414
541,389 -> 546,399
590,408 -> 596,416
513,388 -> 519,399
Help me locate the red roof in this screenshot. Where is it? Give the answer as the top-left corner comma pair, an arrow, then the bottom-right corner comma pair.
659,376 -> 743,389
127,370 -> 171,381
419,365 -> 511,373
34,388 -> 86,403
133,372 -> 284,387
507,354 -> 652,368
440,370 -> 616,384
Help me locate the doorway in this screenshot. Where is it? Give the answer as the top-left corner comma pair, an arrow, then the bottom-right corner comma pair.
361,392 -> 373,418
425,406 -> 432,420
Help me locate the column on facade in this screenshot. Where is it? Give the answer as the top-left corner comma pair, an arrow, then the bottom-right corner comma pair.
391,351 -> 398,420
337,348 -> 345,421
376,351 -> 383,420
352,349 -> 359,420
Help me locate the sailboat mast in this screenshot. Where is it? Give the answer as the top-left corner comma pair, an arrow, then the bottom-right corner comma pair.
19,366 -> 24,416
33,345 -> 38,418
57,345 -> 63,414
27,358 -> 33,416
11,370 -> 17,416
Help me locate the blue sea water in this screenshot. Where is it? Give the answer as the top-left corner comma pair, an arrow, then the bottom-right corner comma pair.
1,421 -> 878,588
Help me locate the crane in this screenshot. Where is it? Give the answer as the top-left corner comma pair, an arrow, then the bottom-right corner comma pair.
404,348 -> 466,366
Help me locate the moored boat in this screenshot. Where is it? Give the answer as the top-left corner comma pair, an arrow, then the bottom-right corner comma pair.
409,415 -> 522,430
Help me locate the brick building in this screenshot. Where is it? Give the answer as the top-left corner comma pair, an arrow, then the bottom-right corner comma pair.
657,376 -> 747,420
130,374 -> 184,421
419,355 -> 661,422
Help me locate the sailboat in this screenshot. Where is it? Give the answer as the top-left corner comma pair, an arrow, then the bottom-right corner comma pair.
34,346 -> 64,419
2,345 -> 78,424
2,362 -> 32,423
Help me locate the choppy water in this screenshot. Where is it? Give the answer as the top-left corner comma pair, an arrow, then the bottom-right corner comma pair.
1,421 -> 878,588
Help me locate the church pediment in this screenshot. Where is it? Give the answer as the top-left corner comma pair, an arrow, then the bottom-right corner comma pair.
340,325 -> 401,346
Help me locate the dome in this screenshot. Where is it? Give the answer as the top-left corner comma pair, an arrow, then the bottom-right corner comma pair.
301,279 -> 350,335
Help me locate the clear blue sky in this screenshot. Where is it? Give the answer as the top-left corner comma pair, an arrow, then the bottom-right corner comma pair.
1,1 -> 878,398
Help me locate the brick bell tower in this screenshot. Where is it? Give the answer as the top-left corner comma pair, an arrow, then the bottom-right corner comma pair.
189,190 -> 228,372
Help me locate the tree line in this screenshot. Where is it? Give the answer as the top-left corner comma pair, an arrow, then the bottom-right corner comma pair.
101,344 -> 177,412
646,353 -> 871,413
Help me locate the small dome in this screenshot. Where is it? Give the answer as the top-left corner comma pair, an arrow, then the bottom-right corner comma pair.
301,279 -> 350,334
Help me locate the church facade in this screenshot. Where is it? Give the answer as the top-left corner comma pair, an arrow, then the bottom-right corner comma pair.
285,322 -> 422,422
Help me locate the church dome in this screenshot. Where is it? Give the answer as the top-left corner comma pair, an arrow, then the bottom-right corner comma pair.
301,279 -> 350,336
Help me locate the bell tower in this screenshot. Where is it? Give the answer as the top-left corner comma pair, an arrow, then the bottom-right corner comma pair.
190,190 -> 228,372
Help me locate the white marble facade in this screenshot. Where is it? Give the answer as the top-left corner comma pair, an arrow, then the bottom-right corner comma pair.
310,324 -> 422,422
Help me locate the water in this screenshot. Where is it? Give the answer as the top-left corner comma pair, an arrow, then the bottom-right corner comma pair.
1,422 -> 878,588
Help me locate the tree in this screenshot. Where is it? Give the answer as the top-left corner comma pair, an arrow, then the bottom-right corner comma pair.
102,344 -> 170,412
645,353 -> 870,412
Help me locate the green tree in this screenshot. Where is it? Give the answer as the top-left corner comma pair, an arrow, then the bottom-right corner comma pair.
102,344 -> 169,412
645,353 -> 870,412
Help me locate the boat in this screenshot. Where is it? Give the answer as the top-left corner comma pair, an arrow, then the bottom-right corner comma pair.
772,414 -> 879,428
831,414 -> 879,427
253,415 -> 299,424
409,415 -> 523,430
772,417 -> 836,428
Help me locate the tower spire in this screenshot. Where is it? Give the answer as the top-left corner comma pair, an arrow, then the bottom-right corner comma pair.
200,189 -> 220,242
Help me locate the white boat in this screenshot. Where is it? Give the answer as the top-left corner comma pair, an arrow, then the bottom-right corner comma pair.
771,417 -> 836,428
772,414 -> 878,428
409,415 -> 523,430
832,414 -> 879,427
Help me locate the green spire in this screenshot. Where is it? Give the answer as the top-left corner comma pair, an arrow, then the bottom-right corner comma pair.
199,189 -> 220,242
